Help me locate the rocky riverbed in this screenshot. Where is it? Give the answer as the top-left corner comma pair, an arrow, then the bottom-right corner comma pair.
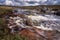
5,14 -> 60,40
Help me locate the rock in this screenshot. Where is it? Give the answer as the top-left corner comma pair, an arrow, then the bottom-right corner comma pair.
19,28 -> 47,40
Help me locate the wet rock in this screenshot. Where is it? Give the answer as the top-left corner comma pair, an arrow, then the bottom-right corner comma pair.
19,28 -> 60,40
19,28 -> 47,40
5,13 -> 60,40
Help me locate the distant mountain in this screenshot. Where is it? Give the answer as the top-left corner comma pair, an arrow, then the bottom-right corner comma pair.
0,0 -> 60,6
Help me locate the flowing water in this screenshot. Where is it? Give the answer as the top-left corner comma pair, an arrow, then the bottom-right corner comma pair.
28,14 -> 60,31
6,9 -> 60,40
27,14 -> 60,40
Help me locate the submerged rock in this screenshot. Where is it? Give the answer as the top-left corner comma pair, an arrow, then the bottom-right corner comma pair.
19,28 -> 60,40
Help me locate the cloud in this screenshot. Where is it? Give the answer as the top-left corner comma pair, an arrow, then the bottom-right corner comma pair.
0,0 -> 60,6
5,0 -> 14,5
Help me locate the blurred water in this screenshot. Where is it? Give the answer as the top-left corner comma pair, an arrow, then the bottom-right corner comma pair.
7,9 -> 60,40
9,8 -> 60,31
27,14 -> 60,40
28,14 -> 60,31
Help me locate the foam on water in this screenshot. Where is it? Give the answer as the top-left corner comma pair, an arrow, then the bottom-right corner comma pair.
28,14 -> 60,31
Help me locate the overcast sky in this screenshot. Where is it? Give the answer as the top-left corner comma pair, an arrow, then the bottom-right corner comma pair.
0,0 -> 60,6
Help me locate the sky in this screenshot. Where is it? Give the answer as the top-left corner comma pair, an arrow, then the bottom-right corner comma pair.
0,0 -> 60,6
